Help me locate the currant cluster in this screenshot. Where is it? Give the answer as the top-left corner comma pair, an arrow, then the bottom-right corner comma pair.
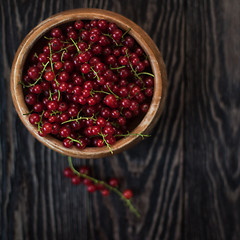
64,165 -> 133,199
22,19 -> 154,151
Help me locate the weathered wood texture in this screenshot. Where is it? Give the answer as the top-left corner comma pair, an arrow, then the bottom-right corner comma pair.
0,0 -> 239,240
184,1 -> 240,239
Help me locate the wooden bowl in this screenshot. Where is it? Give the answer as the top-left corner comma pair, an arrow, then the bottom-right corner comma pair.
10,9 -> 167,159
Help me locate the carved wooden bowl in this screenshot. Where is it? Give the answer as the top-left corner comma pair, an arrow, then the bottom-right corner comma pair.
10,9 -> 167,158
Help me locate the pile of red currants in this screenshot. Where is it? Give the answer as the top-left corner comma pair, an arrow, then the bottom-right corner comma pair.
22,19 -> 154,151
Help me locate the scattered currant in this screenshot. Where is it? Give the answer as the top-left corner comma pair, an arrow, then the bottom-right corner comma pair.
63,157 -> 140,217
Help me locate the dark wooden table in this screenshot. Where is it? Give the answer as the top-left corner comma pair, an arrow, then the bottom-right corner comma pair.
1,0 -> 240,239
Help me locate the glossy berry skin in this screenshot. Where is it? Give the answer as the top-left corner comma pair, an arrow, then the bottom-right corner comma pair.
59,71 -> 70,82
112,29 -> 122,41
29,113 -> 40,125
83,178 -> 92,186
28,67 -> 40,80
104,95 -> 118,108
75,138 -> 87,149
109,178 -> 119,187
101,189 -> 110,196
74,20 -> 84,30
81,63 -> 91,74
87,184 -> 97,193
50,38 -> 62,51
63,138 -> 73,148
51,28 -> 62,38
63,167 -> 74,178
47,100 -> 58,111
123,189 -> 133,199
59,126 -> 71,138
71,176 -> 82,185
42,122 -> 52,134
33,103 -> 44,112
25,93 -> 37,105
79,166 -> 90,175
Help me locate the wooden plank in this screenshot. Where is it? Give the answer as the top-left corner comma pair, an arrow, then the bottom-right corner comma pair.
184,0 -> 240,239
0,0 -> 184,239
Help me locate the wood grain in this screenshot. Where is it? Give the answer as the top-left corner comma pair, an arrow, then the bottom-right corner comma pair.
1,0 -> 239,239
184,0 -> 240,239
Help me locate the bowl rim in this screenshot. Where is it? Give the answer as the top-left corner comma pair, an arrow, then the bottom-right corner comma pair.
10,8 -> 167,159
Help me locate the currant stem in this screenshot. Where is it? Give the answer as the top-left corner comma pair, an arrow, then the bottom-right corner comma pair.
57,89 -> 61,101
67,136 -> 83,146
70,38 -> 80,53
68,156 -> 141,218
106,85 -> 120,99
61,115 -> 96,124
48,43 -> 59,86
138,72 -> 155,77
23,110 -> 33,115
48,43 -> 54,71
110,66 -> 126,70
90,67 -> 100,81
102,33 -> 119,46
98,132 -> 113,154
37,110 -> 45,133
122,28 -> 131,39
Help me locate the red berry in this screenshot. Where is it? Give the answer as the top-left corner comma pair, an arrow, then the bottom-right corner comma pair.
109,178 -> 119,187
83,178 -> 92,186
51,28 -> 62,38
63,167 -> 74,178
71,176 -> 82,185
29,113 -> 40,125
42,122 -> 52,134
63,138 -> 73,148
59,126 -> 71,138
25,93 -> 37,105
101,189 -> 110,196
123,189 -> 133,199
79,166 -> 90,175
104,95 -> 118,108
74,20 -> 84,30
81,63 -> 91,74
87,184 -> 97,193
28,66 -> 40,80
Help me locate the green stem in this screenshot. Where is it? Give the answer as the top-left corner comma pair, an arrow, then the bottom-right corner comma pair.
57,89 -> 61,101
68,156 -> 141,218
138,72 -> 155,77
106,85 -> 120,99
70,38 -> 80,53
98,132 -> 113,154
23,110 -> 33,115
102,33 -> 121,46
122,28 -> 131,39
61,50 -> 65,62
48,43 -> 54,71
67,136 -> 83,146
44,36 -> 53,40
110,66 -> 126,70
37,110 -> 45,133
90,67 -> 100,81
61,115 -> 96,124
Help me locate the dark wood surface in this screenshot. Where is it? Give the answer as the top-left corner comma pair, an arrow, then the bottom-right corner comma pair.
0,0 -> 239,239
